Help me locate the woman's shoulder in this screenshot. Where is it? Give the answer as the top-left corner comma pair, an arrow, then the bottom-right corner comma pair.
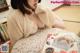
35,4 -> 47,14
7,9 -> 23,19
35,4 -> 53,15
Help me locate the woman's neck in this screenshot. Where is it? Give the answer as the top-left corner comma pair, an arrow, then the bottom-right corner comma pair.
24,5 -> 37,15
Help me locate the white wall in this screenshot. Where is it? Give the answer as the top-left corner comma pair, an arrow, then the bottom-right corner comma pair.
6,0 -> 11,5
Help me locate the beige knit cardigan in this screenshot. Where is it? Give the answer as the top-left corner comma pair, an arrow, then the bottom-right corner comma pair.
7,5 -> 64,43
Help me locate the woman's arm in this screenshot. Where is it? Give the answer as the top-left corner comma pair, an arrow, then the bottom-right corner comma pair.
7,15 -> 23,44
47,9 -> 65,29
51,14 -> 65,29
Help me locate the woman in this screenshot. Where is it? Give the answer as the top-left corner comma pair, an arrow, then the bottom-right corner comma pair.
7,0 -> 65,53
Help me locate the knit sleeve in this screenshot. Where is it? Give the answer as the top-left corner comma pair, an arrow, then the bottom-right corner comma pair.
47,9 -> 65,29
7,13 -> 23,44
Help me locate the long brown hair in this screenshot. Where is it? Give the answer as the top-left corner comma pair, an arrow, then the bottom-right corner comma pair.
11,0 -> 41,15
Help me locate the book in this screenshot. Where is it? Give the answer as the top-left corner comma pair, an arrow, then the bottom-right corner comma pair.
0,26 -> 6,42
0,23 -> 9,40
0,32 -> 5,45
0,23 -> 9,44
